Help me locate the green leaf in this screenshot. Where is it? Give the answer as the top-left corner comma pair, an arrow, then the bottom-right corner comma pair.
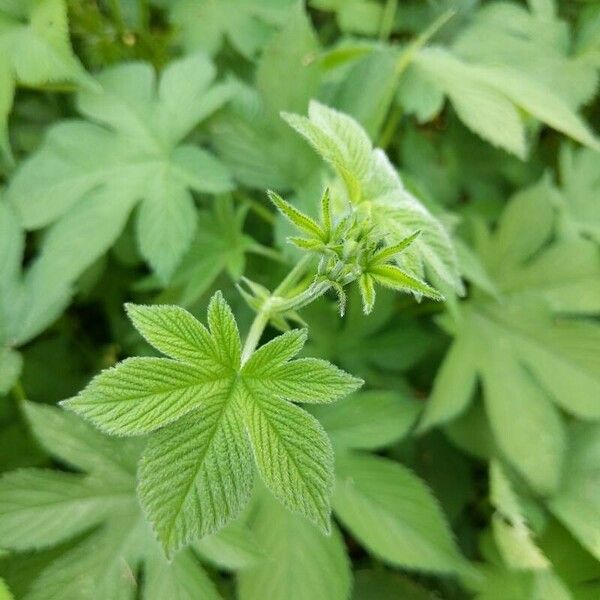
241,390 -> 334,533
407,2 -> 600,157
370,231 -> 422,265
65,292 -> 360,554
8,54 -> 233,282
423,181 -> 600,492
194,519 -> 262,571
312,390 -> 421,450
137,400 -> 254,557
167,0 -> 295,58
414,45 -> 599,156
63,357 -> 232,436
411,48 -> 528,158
333,452 -> 468,574
136,179 -> 198,282
21,400 -> 139,478
283,100 -> 372,204
0,468 -> 134,552
125,303 -> 222,367
268,190 -> 324,240
256,4 -> 320,117
167,199 -> 256,306
283,102 -> 463,293
490,460 -> 549,570
0,0 -> 93,157
0,348 -> 22,395
312,0 -> 383,36
0,196 -> 71,352
480,336 -> 566,495
548,423 -> 600,561
472,567 -> 572,600
556,145 -> 600,243
369,264 -> 444,300
418,331 -> 479,432
0,401 -> 224,599
452,1 -> 597,109
238,491 -> 351,600
243,341 -> 362,404
144,543 -> 222,600
358,274 -> 376,314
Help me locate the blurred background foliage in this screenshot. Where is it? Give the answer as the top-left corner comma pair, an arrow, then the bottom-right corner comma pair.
0,0 -> 599,599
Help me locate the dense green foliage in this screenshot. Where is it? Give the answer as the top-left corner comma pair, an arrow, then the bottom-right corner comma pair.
0,1 -> 599,599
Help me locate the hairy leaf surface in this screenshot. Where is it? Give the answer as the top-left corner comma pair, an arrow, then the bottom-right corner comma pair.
64,292 -> 362,554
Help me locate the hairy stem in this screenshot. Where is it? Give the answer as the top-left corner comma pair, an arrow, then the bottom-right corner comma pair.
274,255 -> 313,296
241,309 -> 270,365
240,255 -> 314,364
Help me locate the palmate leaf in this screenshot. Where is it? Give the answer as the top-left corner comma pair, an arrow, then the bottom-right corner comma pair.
0,0 -> 93,158
165,0 -> 295,58
420,179 -> 600,495
8,53 -> 234,283
401,1 -> 599,158
0,402 -> 235,600
63,292 -> 362,556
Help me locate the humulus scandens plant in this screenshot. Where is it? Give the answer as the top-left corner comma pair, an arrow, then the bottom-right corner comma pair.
64,292 -> 362,555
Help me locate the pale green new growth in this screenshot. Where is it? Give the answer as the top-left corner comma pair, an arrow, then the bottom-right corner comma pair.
268,186 -> 443,315
64,292 -> 362,556
282,101 -> 464,294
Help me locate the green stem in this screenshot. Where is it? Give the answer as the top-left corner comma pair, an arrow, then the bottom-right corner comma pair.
238,193 -> 276,225
247,244 -> 287,264
11,380 -> 26,404
240,309 -> 270,365
277,279 -> 332,312
240,255 -> 314,364
379,0 -> 398,41
109,0 -> 126,34
274,255 -> 312,296
378,104 -> 403,150
137,0 -> 149,30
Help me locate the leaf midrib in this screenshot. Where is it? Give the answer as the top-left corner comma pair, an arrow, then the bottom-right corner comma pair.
164,375 -> 238,546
